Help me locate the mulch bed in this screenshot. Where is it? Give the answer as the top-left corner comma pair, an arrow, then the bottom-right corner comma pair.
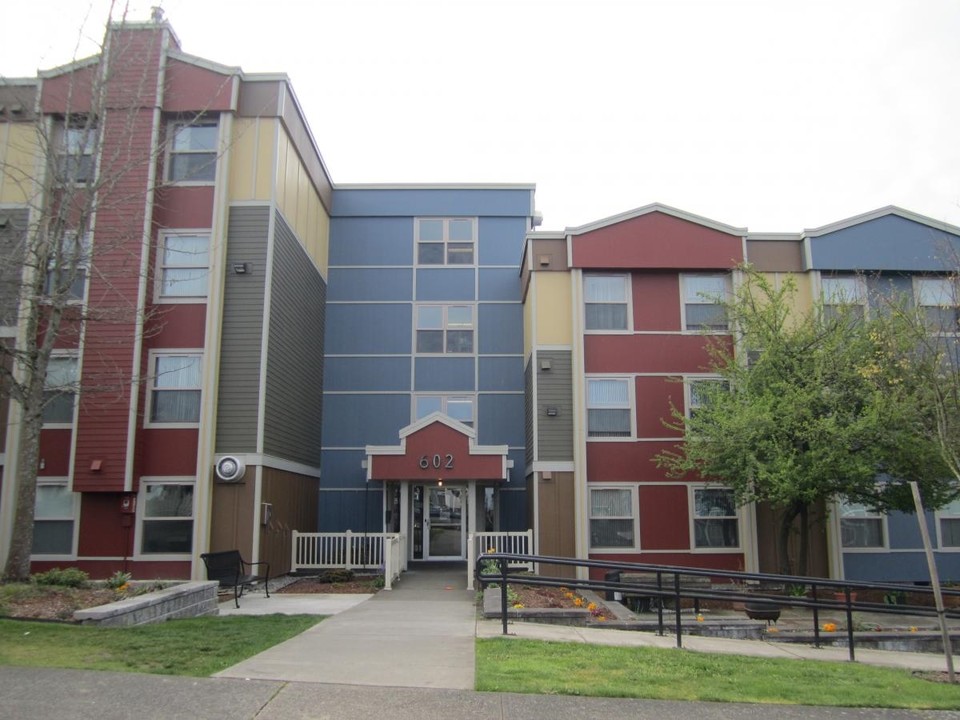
1,586 -> 117,622
277,578 -> 381,594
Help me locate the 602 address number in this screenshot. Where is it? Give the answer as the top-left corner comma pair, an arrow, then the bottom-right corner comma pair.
419,454 -> 454,470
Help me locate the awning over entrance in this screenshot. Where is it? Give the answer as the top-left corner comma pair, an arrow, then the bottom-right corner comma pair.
364,413 -> 512,482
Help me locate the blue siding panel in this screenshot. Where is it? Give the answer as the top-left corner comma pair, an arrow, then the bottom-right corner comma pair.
325,304 -> 412,354
478,394 -> 525,446
325,357 -> 411,392
479,217 -> 530,265
328,217 -> 413,266
318,488 -> 384,530
844,551 -> 960,583
479,356 -> 524,391
479,268 -> 521,301
321,394 -> 410,446
319,450 -> 368,490
328,268 -> 413,301
809,215 -> 960,272
332,188 -> 533,218
415,268 -> 476,301
478,304 -> 523,354
886,510 -> 929,550
866,274 -> 914,309
414,357 -> 475,391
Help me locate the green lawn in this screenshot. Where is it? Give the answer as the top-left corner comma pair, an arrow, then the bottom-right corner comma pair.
0,615 -> 321,676
476,638 -> 960,709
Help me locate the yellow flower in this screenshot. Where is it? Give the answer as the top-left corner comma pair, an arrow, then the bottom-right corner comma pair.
486,547 -> 497,554
587,602 -> 597,612
909,626 -> 918,633
597,615 -> 606,621
766,626 -> 779,633
696,613 -> 704,622
564,591 -> 575,599
512,603 -> 524,609
573,597 -> 584,607
822,622 -> 837,633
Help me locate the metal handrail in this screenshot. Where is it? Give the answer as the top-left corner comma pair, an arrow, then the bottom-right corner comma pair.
475,552 -> 960,662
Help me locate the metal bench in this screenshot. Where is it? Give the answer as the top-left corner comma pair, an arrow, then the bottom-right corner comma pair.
200,550 -> 270,608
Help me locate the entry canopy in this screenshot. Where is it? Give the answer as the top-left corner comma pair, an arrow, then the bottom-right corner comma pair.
364,412 -> 512,482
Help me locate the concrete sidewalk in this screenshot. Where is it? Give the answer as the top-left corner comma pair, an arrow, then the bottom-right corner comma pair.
3,667 -> 956,720
217,563 -> 477,688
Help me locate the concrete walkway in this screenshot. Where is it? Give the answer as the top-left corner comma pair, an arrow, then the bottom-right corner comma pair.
217,562 -> 477,688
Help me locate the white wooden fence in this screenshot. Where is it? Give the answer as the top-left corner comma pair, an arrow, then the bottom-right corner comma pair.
466,530 -> 534,589
291,531 -> 405,590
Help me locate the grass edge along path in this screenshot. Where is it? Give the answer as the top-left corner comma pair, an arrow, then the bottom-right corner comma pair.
476,638 -> 960,710
0,615 -> 322,677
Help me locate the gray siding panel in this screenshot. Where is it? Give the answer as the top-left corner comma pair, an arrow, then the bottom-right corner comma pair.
262,212 -> 326,466
536,350 -> 573,461
0,208 -> 28,326
525,359 -> 534,467
216,206 -> 269,453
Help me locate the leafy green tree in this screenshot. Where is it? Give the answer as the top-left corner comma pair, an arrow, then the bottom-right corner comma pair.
656,269 -> 955,576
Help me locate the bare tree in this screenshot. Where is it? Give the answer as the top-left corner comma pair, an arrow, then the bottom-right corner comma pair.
0,5 -> 222,579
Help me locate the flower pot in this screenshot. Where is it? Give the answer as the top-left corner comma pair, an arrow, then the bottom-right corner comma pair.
744,600 -> 781,623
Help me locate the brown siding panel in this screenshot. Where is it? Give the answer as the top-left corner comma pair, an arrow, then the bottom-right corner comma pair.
260,466 -> 319,575
746,240 -> 804,272
262,211 -> 325,467
537,471 -> 576,578
215,205 -> 269,453
536,350 -> 573,461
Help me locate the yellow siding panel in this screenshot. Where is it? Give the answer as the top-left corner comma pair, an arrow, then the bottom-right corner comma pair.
759,272 -> 815,329
523,281 -> 533,359
0,124 -> 39,204
228,118 -> 257,200
536,272 -> 572,345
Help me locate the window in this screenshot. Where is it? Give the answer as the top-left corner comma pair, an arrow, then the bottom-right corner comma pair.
415,395 -> 475,427
692,488 -> 740,549
938,499 -> 960,549
140,481 -> 194,554
416,218 -> 476,265
821,276 -> 866,323
56,120 -> 96,183
32,482 -> 75,555
157,233 -> 210,299
589,486 -> 636,549
587,378 -> 632,438
416,305 -> 474,354
167,121 -> 218,182
687,377 -> 728,420
915,277 -> 959,333
44,232 -> 89,302
683,274 -> 728,331
42,355 -> 78,425
585,274 -> 629,330
148,353 -> 202,425
840,500 -> 885,549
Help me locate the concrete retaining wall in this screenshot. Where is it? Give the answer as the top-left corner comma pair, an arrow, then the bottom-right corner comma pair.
74,581 -> 219,627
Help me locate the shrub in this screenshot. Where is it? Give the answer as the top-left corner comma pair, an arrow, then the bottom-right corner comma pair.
105,571 -> 132,591
31,567 -> 89,588
317,569 -> 354,583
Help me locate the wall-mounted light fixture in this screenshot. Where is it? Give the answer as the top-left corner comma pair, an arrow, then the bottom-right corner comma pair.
232,262 -> 249,275
545,406 -> 559,417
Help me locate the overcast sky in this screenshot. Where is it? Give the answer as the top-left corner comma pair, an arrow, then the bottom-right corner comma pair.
3,0 -> 959,233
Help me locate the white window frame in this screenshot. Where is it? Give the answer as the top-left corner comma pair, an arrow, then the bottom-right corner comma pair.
154,230 -> 211,303
144,350 -> 203,429
586,376 -> 635,440
415,304 -> 475,355
55,118 -> 96,184
685,375 -> 728,420
415,217 -> 477,266
839,499 -> 888,551
689,486 -> 741,552
584,273 -> 632,333
31,478 -> 78,559
936,499 -> 960,551
165,120 -> 218,185
42,351 -> 80,429
820,274 -> 867,322
914,276 -> 959,335
135,477 -> 196,560
413,394 -> 476,428
44,231 -> 90,305
588,484 -> 640,552
681,273 -> 730,332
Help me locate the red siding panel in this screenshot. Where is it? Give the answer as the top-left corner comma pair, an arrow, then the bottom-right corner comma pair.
635,376 -> 682,438
587,553 -> 743,578
153,186 -> 215,229
163,60 -> 235,113
147,305 -> 207,348
631,273 -> 682,331
585,334 -> 730,374
78,492 -> 129,556
140,429 -> 199,477
639,485 -> 689,549
572,212 -> 743,270
38,429 -> 72,477
586,441 -> 678,483
370,422 -> 506,481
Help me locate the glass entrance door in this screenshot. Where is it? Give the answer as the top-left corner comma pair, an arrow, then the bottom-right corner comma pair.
424,486 -> 465,559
